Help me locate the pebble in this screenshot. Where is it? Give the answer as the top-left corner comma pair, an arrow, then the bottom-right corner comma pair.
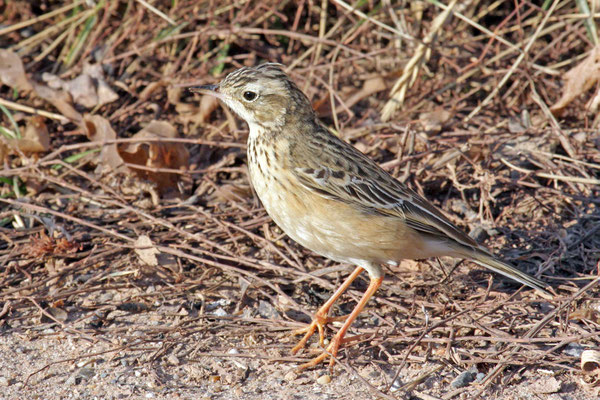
451,370 -> 476,388
284,371 -> 297,382
0,376 -> 9,386
257,300 -> 280,319
316,374 -> 331,384
212,308 -> 227,317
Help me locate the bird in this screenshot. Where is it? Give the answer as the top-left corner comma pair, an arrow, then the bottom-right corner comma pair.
190,63 -> 551,371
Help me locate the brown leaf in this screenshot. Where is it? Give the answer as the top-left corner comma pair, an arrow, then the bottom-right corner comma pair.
7,116 -> 51,153
33,82 -> 82,123
82,114 -> 122,169
0,49 -> 82,123
42,63 -> 118,109
551,45 -> 600,117
206,182 -> 253,206
176,90 -> 219,127
117,120 -> 189,192
40,306 -> 68,323
419,106 -> 453,133
315,76 -> 387,116
0,49 -> 33,91
345,76 -> 387,109
134,235 -> 159,267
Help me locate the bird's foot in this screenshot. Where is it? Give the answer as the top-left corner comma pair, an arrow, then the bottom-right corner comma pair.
295,331 -> 346,371
291,312 -> 346,354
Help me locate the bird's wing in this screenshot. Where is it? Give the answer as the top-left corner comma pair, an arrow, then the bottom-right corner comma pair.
290,134 -> 479,250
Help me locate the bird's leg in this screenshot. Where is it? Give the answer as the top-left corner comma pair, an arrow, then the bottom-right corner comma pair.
291,266 -> 364,354
296,274 -> 383,371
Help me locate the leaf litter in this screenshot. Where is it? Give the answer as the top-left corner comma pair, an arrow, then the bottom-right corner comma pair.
0,2 -> 599,400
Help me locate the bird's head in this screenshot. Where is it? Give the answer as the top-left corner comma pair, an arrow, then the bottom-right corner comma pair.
191,63 -> 313,130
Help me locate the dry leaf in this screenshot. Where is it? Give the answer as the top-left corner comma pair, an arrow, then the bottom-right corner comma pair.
206,182 -> 253,206
0,49 -> 33,91
33,82 -> 83,123
40,306 -> 68,323
345,76 -> 387,109
8,116 -> 50,153
315,76 -> 387,117
551,45 -> 600,117
82,114 -> 122,169
176,88 -> 219,128
1,116 -> 50,155
134,235 -> 159,267
0,49 -> 82,123
117,120 -> 189,192
42,62 -> 118,109
419,106 -> 453,133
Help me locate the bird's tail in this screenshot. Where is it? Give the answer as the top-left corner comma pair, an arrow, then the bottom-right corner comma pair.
456,246 -> 553,298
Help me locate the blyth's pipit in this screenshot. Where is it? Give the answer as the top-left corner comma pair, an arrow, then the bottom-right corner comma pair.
191,63 -> 551,370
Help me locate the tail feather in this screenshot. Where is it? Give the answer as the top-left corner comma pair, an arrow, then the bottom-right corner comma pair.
459,247 -> 553,297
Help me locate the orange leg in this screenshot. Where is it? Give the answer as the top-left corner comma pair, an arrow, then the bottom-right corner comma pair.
295,273 -> 383,371
291,266 -> 364,354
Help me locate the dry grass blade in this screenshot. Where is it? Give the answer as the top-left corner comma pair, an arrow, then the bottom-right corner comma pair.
381,0 -> 458,121
0,1 -> 598,399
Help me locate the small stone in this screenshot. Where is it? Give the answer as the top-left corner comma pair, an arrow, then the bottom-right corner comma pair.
257,300 -> 280,319
79,367 -> 95,380
284,371 -> 297,381
167,354 -> 179,366
451,370 -> 476,388
0,376 -> 10,386
316,374 -> 331,384
212,308 -> 227,317
564,343 -> 585,358
530,377 -> 561,394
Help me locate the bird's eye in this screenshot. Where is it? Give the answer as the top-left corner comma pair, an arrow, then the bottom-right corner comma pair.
243,91 -> 258,102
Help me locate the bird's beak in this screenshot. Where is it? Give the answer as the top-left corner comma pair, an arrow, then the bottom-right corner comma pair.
190,84 -> 223,100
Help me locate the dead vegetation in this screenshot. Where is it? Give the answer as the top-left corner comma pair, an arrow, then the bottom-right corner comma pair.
0,1 -> 599,399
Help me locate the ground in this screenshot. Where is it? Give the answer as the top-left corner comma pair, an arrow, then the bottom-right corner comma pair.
1,1 -> 600,399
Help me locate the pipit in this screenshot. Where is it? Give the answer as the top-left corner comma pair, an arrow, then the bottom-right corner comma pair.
191,63 -> 551,370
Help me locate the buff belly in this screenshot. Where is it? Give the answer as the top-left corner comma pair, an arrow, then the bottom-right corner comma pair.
249,162 -> 450,266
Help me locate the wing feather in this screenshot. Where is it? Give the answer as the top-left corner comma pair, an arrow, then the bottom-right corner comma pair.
290,133 -> 479,249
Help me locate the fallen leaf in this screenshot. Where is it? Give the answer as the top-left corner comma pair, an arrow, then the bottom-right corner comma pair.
34,82 -> 83,123
40,306 -> 68,323
117,120 -> 189,192
82,114 -> 122,169
42,62 -> 118,109
134,235 -> 159,267
206,182 -> 253,206
177,88 -> 219,127
314,76 -> 387,117
6,116 -> 51,153
345,76 -> 387,109
0,49 -> 82,123
551,45 -> 600,117
0,49 -> 33,91
419,106 -> 453,133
